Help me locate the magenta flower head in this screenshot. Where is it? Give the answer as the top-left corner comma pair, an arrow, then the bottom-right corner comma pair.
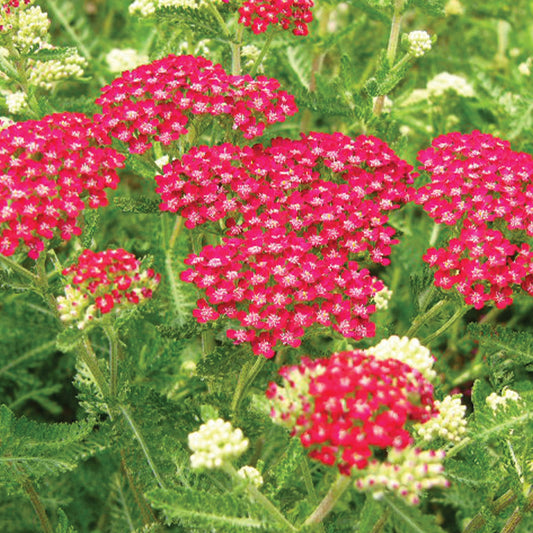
157,132 -> 413,263
94,54 -> 298,154
266,350 -> 437,475
415,131 -> 533,309
0,113 -> 125,259
57,248 -> 161,329
238,0 -> 314,36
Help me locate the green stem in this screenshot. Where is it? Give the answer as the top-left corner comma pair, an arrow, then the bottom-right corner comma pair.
462,489 -> 517,533
0,255 -> 38,283
231,356 -> 266,417
206,0 -> 230,38
103,324 -> 120,398
119,405 -> 166,489
250,29 -> 277,76
232,24 -> 244,76
225,465 -> 297,532
373,0 -> 405,116
299,460 -> 326,533
79,335 -> 111,399
303,474 -> 352,527
46,0 -> 107,87
422,305 -> 468,346
12,466 -> 53,533
168,216 -> 184,251
405,298 -> 447,338
371,509 -> 390,533
500,491 -> 533,533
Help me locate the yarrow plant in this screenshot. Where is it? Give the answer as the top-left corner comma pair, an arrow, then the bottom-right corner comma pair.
2,1 -> 533,532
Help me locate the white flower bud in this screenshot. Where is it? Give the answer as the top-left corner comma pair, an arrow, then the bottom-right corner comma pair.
416,395 -> 467,443
366,336 -> 437,383
12,5 -> 49,51
106,48 -> 148,73
373,285 -> 393,310
237,465 -> 264,487
188,419 -> 249,470
486,389 -> 521,413
427,72 -> 475,99
407,31 -> 432,58
5,91 -> 27,114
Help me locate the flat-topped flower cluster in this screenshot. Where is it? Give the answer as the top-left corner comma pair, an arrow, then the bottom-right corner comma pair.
166,132 -> 414,356
416,130 -> 533,308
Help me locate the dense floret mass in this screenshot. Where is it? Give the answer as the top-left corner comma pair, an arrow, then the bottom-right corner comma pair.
238,0 -> 314,36
57,248 -> 160,329
266,350 -> 437,474
172,133 -> 413,356
0,113 -> 125,259
415,131 -> 533,308
95,54 -> 298,153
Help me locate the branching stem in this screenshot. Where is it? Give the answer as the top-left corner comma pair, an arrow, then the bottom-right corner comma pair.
303,474 -> 352,527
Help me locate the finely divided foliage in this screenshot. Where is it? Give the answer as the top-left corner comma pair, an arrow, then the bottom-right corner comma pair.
1,0 -> 533,532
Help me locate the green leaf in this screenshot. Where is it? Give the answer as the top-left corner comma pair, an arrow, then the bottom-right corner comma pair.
0,405 -> 105,483
114,196 -> 162,215
55,509 -> 77,533
383,494 -> 448,533
287,46 -> 312,91
357,496 -> 387,533
56,328 -> 84,353
147,487 -> 269,531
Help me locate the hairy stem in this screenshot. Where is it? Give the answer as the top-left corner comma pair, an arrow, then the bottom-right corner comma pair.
303,474 -> 352,527
299,460 -> 326,533
462,489 -> 517,533
232,24 -> 244,75
422,305 -> 468,346
231,356 -> 266,417
250,29 -> 277,76
119,405 -> 166,489
46,0 -> 107,87
225,465 -> 297,532
371,509 -> 390,533
0,255 -> 38,283
405,298 -> 447,338
79,335 -> 111,399
103,324 -> 120,398
13,466 -> 53,533
373,0 -> 405,116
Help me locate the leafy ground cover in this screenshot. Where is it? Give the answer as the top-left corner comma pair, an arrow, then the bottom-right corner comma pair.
0,0 -> 533,532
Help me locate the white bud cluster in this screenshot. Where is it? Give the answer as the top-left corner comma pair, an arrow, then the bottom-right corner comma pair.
237,465 -> 264,488
486,389 -> 521,413
366,336 -> 437,383
407,31 -> 432,58
267,364 -> 326,430
28,48 -> 86,90
518,58 -> 532,76
106,48 -> 148,73
5,91 -> 27,114
188,419 -> 249,470
12,5 -> 49,51
445,0 -> 464,15
373,285 -> 393,310
355,447 -> 449,505
129,0 -> 156,16
427,72 -> 475,99
242,45 -> 262,71
416,395 -> 467,443
57,285 -> 97,330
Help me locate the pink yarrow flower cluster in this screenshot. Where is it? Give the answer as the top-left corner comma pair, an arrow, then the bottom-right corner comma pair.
157,132 -> 414,264
170,133 -> 414,356
266,350 -> 437,474
416,131 -> 533,309
58,248 -> 161,329
238,0 -> 314,36
95,54 -> 297,154
0,113 -> 125,259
